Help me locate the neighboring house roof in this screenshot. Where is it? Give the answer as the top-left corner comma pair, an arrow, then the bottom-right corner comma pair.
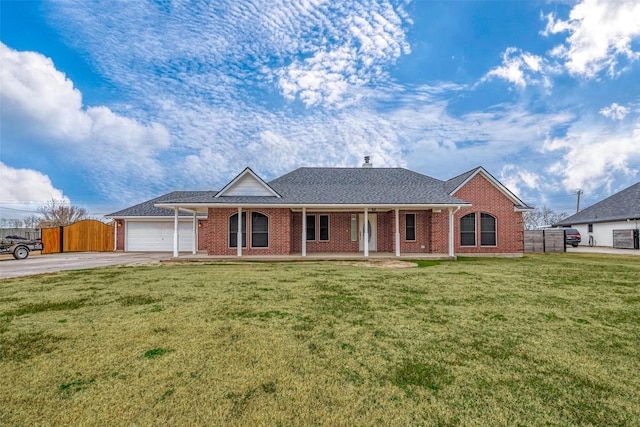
446,166 -> 533,211
554,182 -> 640,226
156,167 -> 469,207
106,191 -> 216,217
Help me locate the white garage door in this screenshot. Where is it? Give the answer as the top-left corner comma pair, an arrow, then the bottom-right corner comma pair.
126,221 -> 195,252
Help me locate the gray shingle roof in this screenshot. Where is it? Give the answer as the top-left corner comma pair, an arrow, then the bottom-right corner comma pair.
155,168 -> 467,206
555,182 -> 640,225
444,167 -> 481,194
154,168 -> 463,206
263,167 -> 467,205
109,166 -> 534,217
106,191 -> 216,217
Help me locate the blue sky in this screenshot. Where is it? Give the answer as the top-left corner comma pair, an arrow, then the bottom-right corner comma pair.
1,0 -> 639,220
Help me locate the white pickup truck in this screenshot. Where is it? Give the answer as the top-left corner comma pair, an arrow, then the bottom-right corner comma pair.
0,236 -> 44,260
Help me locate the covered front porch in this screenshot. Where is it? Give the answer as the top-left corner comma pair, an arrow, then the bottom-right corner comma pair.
160,203 -> 463,259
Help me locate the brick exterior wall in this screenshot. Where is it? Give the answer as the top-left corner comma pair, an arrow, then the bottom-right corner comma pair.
197,172 -> 524,255
115,220 -> 125,251
398,210 -> 431,253
430,173 -> 525,254
205,208 -> 291,255
291,212 -> 360,253
430,211 -> 450,254
197,219 -> 210,251
200,209 -> 446,255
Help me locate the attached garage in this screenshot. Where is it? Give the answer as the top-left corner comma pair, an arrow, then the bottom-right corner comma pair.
106,191 -> 212,253
126,221 -> 195,252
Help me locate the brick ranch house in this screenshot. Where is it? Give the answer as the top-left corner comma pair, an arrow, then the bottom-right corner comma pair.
106,161 -> 532,258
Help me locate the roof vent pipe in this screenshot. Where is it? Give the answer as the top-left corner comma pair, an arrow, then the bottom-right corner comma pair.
362,156 -> 372,168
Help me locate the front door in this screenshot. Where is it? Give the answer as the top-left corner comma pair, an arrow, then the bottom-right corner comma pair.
358,213 -> 377,252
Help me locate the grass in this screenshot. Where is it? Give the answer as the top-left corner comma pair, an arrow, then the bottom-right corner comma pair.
0,253 -> 639,426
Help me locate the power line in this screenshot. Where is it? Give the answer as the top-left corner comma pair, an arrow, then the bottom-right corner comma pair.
0,206 -> 40,213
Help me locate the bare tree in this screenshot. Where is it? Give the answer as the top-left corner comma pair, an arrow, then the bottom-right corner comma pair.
23,215 -> 42,229
8,218 -> 24,228
37,199 -> 88,227
523,206 -> 568,230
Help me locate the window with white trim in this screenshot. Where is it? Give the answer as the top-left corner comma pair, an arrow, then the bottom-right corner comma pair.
229,212 -> 246,248
460,213 -> 476,246
319,215 -> 329,241
251,212 -> 269,248
405,213 -> 416,241
480,213 -> 496,246
351,215 -> 357,241
306,214 -> 316,241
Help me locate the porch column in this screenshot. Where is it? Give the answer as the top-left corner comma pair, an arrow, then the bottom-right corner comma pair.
302,207 -> 307,257
395,208 -> 400,257
114,221 -> 118,252
364,208 -> 369,257
173,207 -> 179,258
237,207 -> 242,257
448,207 -> 455,257
192,211 -> 197,255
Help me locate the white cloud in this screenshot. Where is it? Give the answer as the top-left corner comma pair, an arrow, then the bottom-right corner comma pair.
542,0 -> 640,77
544,123 -> 640,192
0,42 -> 171,199
0,162 -> 69,220
599,103 -> 630,120
483,47 -> 552,88
500,165 -> 541,194
274,1 -> 411,107
44,0 -> 410,109
0,43 -> 91,141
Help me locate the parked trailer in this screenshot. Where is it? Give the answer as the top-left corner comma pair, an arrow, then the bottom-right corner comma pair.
0,236 -> 44,260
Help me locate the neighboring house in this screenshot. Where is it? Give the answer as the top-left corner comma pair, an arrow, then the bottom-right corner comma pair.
106,161 -> 532,257
554,182 -> 640,248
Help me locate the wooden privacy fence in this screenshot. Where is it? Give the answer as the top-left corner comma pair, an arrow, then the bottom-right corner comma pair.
524,229 -> 566,253
613,229 -> 640,249
41,219 -> 114,254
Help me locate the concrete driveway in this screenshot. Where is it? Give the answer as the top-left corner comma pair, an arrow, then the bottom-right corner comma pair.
0,252 -> 171,279
566,246 -> 640,256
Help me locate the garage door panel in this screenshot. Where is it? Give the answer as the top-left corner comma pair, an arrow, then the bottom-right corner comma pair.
127,221 -> 195,252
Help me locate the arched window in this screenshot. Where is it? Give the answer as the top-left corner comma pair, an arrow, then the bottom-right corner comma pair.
460,213 -> 476,246
251,212 -> 269,248
229,212 -> 246,248
480,213 -> 496,246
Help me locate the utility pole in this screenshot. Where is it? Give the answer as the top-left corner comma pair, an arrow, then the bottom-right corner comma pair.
576,189 -> 582,213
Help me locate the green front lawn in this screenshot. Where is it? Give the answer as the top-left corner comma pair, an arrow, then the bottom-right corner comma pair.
1,254 -> 639,426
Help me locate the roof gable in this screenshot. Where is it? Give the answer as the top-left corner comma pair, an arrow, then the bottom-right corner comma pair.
447,167 -> 531,210
215,167 -> 281,198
